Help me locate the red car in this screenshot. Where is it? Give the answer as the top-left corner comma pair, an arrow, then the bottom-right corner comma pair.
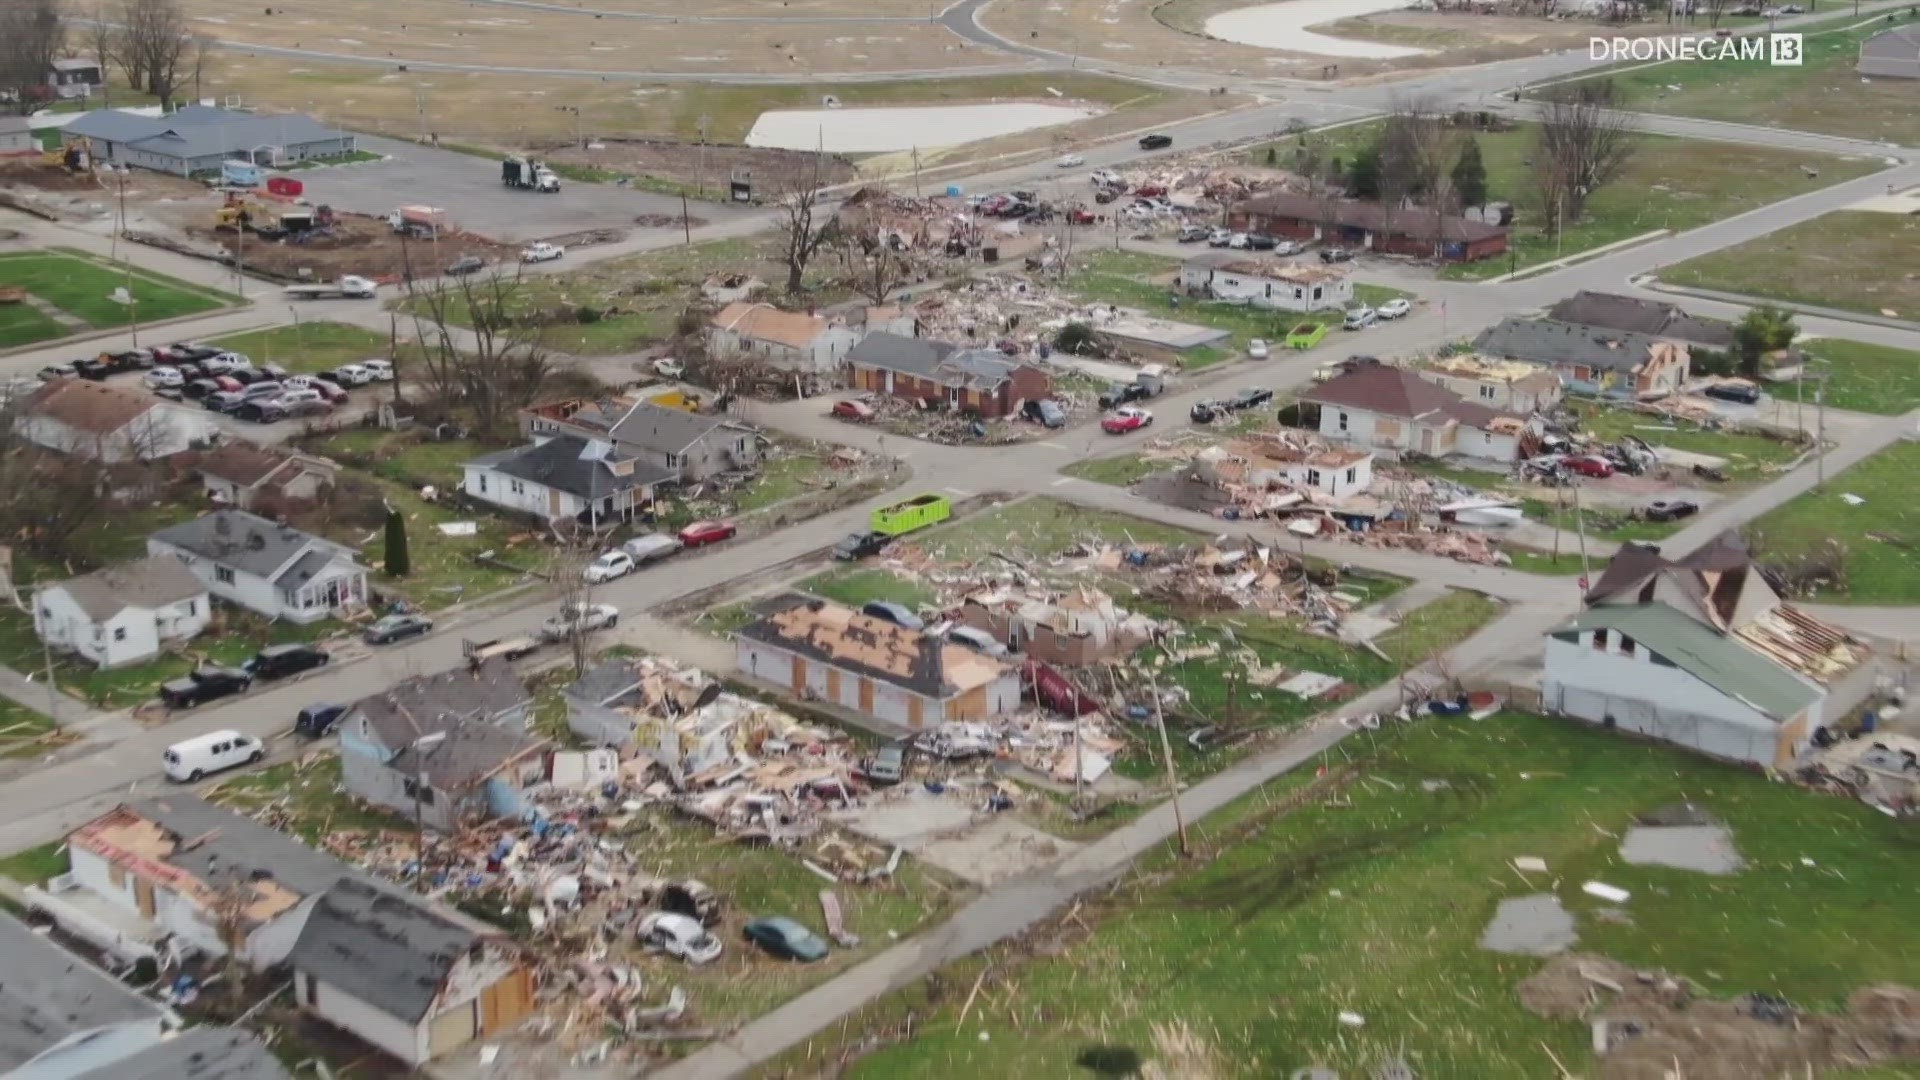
831,400 -> 874,422
1101,406 -> 1153,435
1066,208 -> 1097,225
678,520 -> 737,547
1564,454 -> 1615,478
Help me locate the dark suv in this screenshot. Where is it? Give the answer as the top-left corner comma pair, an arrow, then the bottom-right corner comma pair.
1138,133 -> 1173,150
244,643 -> 331,681
159,666 -> 253,709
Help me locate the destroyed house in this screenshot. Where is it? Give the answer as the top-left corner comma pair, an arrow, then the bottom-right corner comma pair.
1544,534 -> 1877,769
959,586 -> 1159,666
735,598 -> 1020,730
1302,363 -> 1527,462
1414,354 -> 1563,415
707,301 -> 861,375
290,879 -> 534,1068
338,659 -> 540,831
194,442 -> 337,511
846,332 -> 1052,419
563,656 -> 713,748
1546,291 -> 1735,351
1197,435 -> 1375,501
1177,251 -> 1353,312
1226,192 -> 1509,262
1473,317 -> 1689,400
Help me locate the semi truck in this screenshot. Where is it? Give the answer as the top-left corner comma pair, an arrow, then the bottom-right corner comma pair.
284,275 -> 377,300
502,156 -> 561,193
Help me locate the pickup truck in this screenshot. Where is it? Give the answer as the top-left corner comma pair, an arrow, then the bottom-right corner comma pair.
833,531 -> 891,561
1097,367 -> 1166,410
538,603 -> 620,642
159,666 -> 253,710
464,636 -> 542,664
284,275 -> 378,300
520,242 -> 565,263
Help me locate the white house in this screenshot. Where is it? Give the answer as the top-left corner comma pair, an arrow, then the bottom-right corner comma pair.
1415,354 -> 1563,415
462,434 -> 672,527
1302,362 -> 1527,462
290,879 -> 534,1067
15,378 -> 219,463
1197,436 -> 1374,501
147,509 -> 369,623
33,555 -> 210,668
0,117 -> 35,156
1543,536 -> 1878,770
707,301 -> 862,374
1178,252 -> 1353,313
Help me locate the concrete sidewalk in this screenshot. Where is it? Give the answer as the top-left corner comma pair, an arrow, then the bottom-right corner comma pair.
0,663 -> 97,726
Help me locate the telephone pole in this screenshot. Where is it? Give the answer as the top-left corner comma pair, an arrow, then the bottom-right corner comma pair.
1148,674 -> 1188,857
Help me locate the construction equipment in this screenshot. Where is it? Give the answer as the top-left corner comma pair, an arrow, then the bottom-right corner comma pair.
387,205 -> 444,239
501,155 -> 560,193
214,193 -> 326,238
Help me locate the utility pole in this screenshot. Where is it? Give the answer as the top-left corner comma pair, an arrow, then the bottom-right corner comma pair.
1148,673 -> 1188,857
695,114 -> 710,199
1572,477 -> 1591,589
911,146 -> 922,200
1814,360 -> 1828,489
116,168 -> 139,348
680,193 -> 692,246
409,731 -> 447,893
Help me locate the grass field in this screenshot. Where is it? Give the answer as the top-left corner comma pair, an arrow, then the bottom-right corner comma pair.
1798,338 -> 1920,415
1659,211 -> 1920,320
783,709 -> 1920,1079
1574,402 -> 1805,481
1553,14 -> 1920,147
0,248 -> 235,340
1270,122 -> 1885,282
1744,441 -> 1920,603
0,701 -> 63,760
0,299 -> 70,349
206,322 -> 390,374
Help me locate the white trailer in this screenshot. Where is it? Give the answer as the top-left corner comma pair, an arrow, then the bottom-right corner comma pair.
283,275 -> 377,300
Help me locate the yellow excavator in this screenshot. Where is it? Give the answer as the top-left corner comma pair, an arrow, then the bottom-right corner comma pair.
213,193 -> 328,238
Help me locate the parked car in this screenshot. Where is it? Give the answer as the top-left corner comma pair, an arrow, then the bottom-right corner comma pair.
1206,227 -> 1232,248
1226,232 -> 1252,250
831,399 -> 875,422
295,703 -> 348,739
365,612 -> 434,644
945,625 -> 1007,657
145,366 -> 185,389
743,916 -> 830,962
1377,298 -> 1412,320
162,729 -> 264,782
74,358 -> 116,380
861,600 -> 924,630
638,911 -> 724,965
1563,454 -> 1616,478
330,364 -> 374,387
245,643 -> 331,681
520,242 -> 565,263
159,666 -> 253,710
1701,381 -> 1761,404
362,359 -> 395,382
584,550 -> 636,583
232,400 -> 287,424
183,378 -> 223,401
1137,133 -> 1173,150
308,378 -> 348,404
1228,386 -> 1274,411
1319,247 -> 1355,263
861,743 -> 910,785
678,520 -> 736,547
539,602 -> 619,642
204,390 -> 249,413
1055,153 -> 1085,168
1343,307 -> 1378,330
1089,168 -> 1123,188
1644,499 -> 1701,522
1101,405 -> 1153,434
1190,399 -> 1225,424
1022,398 -> 1066,428
1177,222 -> 1210,243
1246,232 -> 1279,251
618,533 -> 683,565
200,351 -> 250,374
1247,338 -> 1270,360
1098,381 -> 1154,410
447,254 -> 486,276
1272,239 -> 1303,256
833,531 -> 891,561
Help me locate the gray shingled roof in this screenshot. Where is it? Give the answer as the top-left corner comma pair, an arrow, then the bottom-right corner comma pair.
288,880 -> 486,1024
1861,23 -> 1920,57
348,658 -> 532,752
607,403 -> 746,456
48,555 -> 206,622
565,659 -> 646,708
74,1027 -> 291,1080
846,332 -> 961,377
150,509 -> 362,582
122,795 -> 365,903
468,436 -> 671,500
385,719 -> 547,792
63,106 -> 350,162
1472,318 -> 1671,373
0,912 -> 163,1072
1546,291 -> 1734,349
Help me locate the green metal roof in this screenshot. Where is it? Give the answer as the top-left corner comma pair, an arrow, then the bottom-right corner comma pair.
1558,604 -> 1820,721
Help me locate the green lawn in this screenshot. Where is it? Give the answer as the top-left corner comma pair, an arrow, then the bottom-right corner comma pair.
209,756 -> 411,843
1372,590 -> 1502,665
205,322 -> 390,374
0,700 -> 67,759
1060,451 -> 1170,487
1275,122 -> 1884,282
1573,402 -> 1804,481
798,710 -> 1920,1079
0,299 -> 71,349
1554,14 -> 1920,147
730,442 -> 839,514
1660,211 -> 1920,321
798,567 -> 939,612
1500,547 -> 1589,576
0,248 -> 236,331
0,841 -> 67,887
1796,338 -> 1920,416
1744,441 -> 1920,603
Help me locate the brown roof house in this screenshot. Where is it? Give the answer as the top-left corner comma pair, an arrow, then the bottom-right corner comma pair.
707,302 -> 863,375
1473,317 -> 1690,400
1302,362 -> 1528,462
336,659 -> 545,831
195,443 -> 338,510
959,585 -> 1161,666
32,555 -> 210,669
735,597 -> 1020,731
15,378 -> 219,463
846,332 -> 1053,419
1227,193 -> 1509,262
1546,291 -> 1735,351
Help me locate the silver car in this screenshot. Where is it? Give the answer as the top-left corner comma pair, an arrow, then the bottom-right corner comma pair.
638,911 -> 723,965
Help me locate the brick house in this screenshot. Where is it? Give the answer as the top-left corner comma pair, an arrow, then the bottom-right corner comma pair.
845,332 -> 1052,419
1226,193 -> 1509,262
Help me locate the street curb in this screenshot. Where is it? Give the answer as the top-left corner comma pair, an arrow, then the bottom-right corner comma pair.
1477,228 -> 1672,284
1639,278 -> 1920,334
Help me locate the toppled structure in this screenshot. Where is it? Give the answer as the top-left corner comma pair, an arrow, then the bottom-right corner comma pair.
958,584 -> 1163,665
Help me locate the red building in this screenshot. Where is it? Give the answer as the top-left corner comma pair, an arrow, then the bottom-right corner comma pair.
1227,193 -> 1509,262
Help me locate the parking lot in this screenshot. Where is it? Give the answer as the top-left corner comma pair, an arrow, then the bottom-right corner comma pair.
295,136 -> 755,244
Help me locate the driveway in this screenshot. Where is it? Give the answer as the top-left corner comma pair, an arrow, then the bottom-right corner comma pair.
293,136 -> 754,244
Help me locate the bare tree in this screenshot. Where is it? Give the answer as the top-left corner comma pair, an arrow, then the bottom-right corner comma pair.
82,5 -> 120,108
1701,0 -> 1732,27
400,238 -> 558,440
773,165 -> 835,296
0,0 -> 65,116
1534,79 -> 1638,236
548,526 -> 599,678
118,0 -> 198,104
842,233 -> 908,306
0,388 -> 167,567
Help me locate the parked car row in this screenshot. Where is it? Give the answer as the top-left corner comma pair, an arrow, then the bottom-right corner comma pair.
1190,386 -> 1273,424
158,641 -> 332,712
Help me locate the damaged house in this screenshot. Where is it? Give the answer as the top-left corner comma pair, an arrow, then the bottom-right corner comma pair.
845,332 -> 1052,419
706,302 -> 863,376
521,397 -> 759,483
1473,318 -> 1690,400
337,659 -> 544,832
290,879 -> 534,1068
1303,363 -> 1528,462
1546,291 -> 1736,352
959,585 -> 1161,666
462,435 -> 671,528
563,654 -> 715,749
1226,192 -> 1510,262
735,597 -> 1020,730
1196,433 -> 1376,503
1415,354 -> 1564,415
1177,252 -> 1354,312
1544,534 -> 1877,769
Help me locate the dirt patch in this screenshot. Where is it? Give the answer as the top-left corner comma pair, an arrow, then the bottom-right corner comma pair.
174,212 -> 512,282
540,139 -> 855,193
1520,953 -> 1920,1080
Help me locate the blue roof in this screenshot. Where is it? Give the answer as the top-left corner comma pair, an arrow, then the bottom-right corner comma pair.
64,106 -> 350,161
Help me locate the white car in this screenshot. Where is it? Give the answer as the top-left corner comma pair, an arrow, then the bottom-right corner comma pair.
653,358 -> 685,379
362,359 -> 395,381
1247,338 -> 1270,360
1343,306 -> 1379,330
1226,232 -> 1251,250
1206,227 -> 1233,247
1377,298 -> 1412,320
1090,168 -> 1123,188
538,602 -> 619,642
638,911 -> 723,965
331,363 -> 374,386
1055,153 -> 1085,168
201,352 -> 250,375
1272,239 -> 1303,256
520,242 -> 565,263
584,550 -> 635,583
145,366 -> 184,389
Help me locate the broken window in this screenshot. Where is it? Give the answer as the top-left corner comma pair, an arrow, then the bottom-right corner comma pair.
1592,628 -> 1609,651
1337,411 -> 1349,432
1619,633 -> 1636,657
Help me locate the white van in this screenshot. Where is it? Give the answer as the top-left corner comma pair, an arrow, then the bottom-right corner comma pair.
163,729 -> 265,782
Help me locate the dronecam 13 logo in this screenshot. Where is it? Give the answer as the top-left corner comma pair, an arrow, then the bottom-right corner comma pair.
1770,33 -> 1803,66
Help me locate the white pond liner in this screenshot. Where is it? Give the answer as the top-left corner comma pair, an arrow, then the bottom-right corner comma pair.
1205,0 -> 1431,59
744,103 -> 1095,153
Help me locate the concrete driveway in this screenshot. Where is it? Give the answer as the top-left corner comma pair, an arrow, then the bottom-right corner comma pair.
292,135 -> 753,244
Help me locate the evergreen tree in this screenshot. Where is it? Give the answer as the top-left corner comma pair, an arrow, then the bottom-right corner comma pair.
1347,143 -> 1383,200
1451,136 -> 1489,210
384,505 -> 411,577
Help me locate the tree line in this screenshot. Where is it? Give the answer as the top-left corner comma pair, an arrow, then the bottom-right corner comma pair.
1,0 -> 212,116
